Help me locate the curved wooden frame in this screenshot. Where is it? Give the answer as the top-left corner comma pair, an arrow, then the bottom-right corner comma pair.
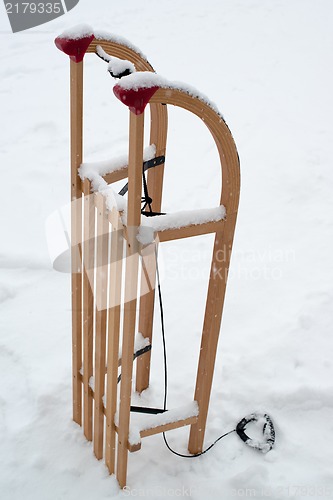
150,88 -> 240,453
116,89 -> 240,485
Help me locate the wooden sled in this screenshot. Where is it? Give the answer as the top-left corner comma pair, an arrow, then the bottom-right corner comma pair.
55,27 -> 240,489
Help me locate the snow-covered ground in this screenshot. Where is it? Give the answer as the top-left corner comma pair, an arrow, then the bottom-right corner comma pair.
1,1 -> 333,498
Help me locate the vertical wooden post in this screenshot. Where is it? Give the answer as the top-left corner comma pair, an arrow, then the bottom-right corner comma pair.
135,244 -> 157,394
117,111 -> 144,488
83,180 -> 95,441
136,103 -> 168,393
105,210 -> 124,474
188,215 -> 237,454
93,194 -> 109,459
70,60 -> 83,426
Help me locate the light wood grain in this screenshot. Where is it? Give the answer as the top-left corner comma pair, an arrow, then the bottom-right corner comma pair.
136,100 -> 168,393
105,209 -> 124,474
116,112 -> 145,489
93,194 -> 109,459
70,60 -> 83,426
115,415 -> 198,453
83,180 -> 95,441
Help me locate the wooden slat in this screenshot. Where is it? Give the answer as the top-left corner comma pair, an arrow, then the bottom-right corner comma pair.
114,415 -> 198,453
188,216 -> 237,453
156,219 -> 225,243
127,442 -> 142,453
116,111 -> 145,489
93,194 -> 109,459
82,180 -> 95,441
105,209 -> 124,474
140,415 -> 198,439
79,166 -> 128,192
70,59 -> 83,426
103,167 -> 129,186
136,96 -> 168,394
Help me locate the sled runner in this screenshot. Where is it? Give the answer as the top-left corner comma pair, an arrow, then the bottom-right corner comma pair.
55,26 -> 240,488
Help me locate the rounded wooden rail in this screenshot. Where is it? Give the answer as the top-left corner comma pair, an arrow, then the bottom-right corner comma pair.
149,88 -> 240,214
87,38 -> 154,71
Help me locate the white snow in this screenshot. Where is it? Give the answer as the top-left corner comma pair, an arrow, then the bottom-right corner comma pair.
59,23 -> 94,40
115,71 -> 223,118
89,376 -> 95,392
58,24 -> 148,60
118,332 -> 150,359
79,144 -> 156,215
138,205 -> 226,244
96,45 -> 136,76
1,1 -> 333,499
79,144 -> 156,181
94,30 -> 148,61
108,57 -> 134,77
104,187 -> 127,214
146,205 -> 225,231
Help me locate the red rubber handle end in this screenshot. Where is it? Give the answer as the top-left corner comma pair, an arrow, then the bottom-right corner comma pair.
54,34 -> 95,63
113,85 -> 159,115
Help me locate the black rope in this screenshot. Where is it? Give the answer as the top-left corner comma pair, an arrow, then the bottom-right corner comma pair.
154,247 -> 275,457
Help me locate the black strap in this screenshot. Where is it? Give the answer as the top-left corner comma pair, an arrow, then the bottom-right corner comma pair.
118,155 -> 165,197
130,406 -> 166,415
142,166 -> 153,214
118,155 -> 166,217
117,344 -> 152,384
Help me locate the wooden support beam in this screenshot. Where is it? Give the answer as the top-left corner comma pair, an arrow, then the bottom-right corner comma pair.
140,415 -> 198,439
136,102 -> 168,393
116,111 -> 145,489
188,216 -> 237,454
105,209 -> 124,474
93,194 -> 109,459
103,167 -> 128,185
115,416 -> 198,453
156,219 -> 225,243
70,59 -> 83,426
82,180 -> 95,441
